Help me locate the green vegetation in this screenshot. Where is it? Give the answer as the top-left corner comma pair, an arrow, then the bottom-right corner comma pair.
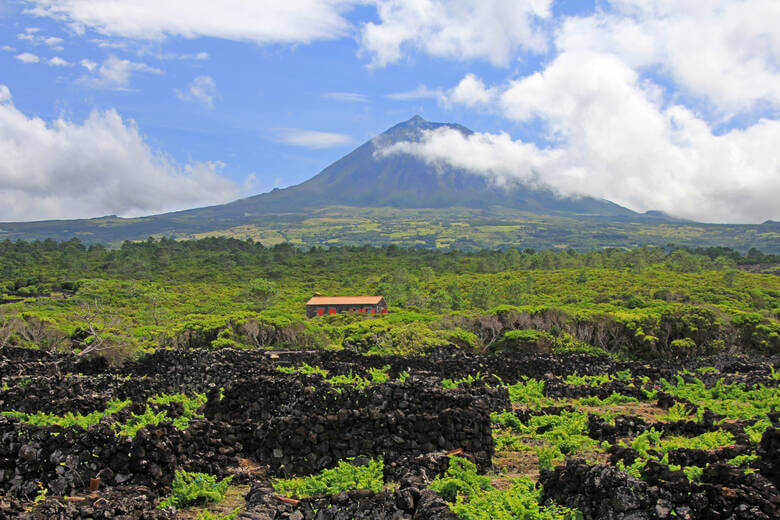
615,428 -> 737,481
493,410 -> 598,471
3,238 -> 777,517
275,363 -> 391,389
430,457 -> 581,519
158,470 -> 233,509
442,373 -> 486,389
2,392 -> 206,437
276,363 -> 329,377
0,239 -> 777,362
645,375 -> 780,420
1,204 -> 778,254
195,509 -> 240,520
273,458 -> 385,498
506,379 -> 550,409
1,398 -> 130,429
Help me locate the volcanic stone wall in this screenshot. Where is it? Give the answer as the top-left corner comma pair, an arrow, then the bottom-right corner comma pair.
244,474 -> 459,520
543,427 -> 780,520
256,405 -> 494,477
205,377 -> 504,477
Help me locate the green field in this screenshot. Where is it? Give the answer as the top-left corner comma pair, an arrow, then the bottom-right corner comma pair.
1,206 -> 778,253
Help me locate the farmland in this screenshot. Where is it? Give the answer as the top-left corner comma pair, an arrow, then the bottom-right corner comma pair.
0,238 -> 778,518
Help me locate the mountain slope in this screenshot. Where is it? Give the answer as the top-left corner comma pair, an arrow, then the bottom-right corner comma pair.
215,115 -> 636,217
5,116 -> 761,249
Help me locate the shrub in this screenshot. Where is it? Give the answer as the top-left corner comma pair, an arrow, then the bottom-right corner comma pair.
196,509 -> 240,520
158,471 -> 233,509
273,458 -> 384,498
430,457 -> 492,502
490,329 -> 553,354
431,457 -> 580,519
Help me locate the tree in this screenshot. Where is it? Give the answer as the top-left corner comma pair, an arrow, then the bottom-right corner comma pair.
73,299 -> 128,361
428,290 -> 453,313
244,278 -> 277,309
0,309 -> 15,348
469,281 -> 495,310
722,269 -> 739,288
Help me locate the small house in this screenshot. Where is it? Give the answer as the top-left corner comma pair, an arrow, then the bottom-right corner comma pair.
305,295 -> 388,318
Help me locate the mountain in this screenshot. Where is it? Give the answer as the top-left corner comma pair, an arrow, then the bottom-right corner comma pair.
205,115 -> 637,218
3,116 -> 774,252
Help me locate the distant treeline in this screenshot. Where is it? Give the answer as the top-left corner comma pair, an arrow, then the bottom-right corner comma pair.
0,237 -> 777,284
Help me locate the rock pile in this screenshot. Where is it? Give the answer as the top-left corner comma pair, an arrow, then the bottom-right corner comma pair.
542,458 -> 780,520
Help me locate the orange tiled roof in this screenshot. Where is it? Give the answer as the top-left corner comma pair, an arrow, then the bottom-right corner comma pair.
306,296 -> 384,306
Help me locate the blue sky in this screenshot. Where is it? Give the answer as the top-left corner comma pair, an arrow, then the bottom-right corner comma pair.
0,1 -> 778,223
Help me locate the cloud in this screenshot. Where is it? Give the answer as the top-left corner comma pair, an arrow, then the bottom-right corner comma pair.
48,56 -> 71,66
0,87 -> 248,221
361,0 -> 552,67
275,128 -> 354,149
1,45 -> 16,52
324,92 -> 369,103
28,0 -> 358,45
176,75 -> 217,109
556,0 -> 780,115
444,73 -> 496,108
389,77 -> 495,108
387,84 -> 443,101
44,36 -> 63,46
90,38 -> 127,49
16,29 -> 65,50
79,58 -> 96,71
82,55 -> 162,89
0,85 -> 10,103
15,52 -> 40,63
381,52 -> 780,224
180,51 -> 208,60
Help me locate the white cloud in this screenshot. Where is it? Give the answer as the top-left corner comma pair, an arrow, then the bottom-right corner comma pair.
361,0 -> 551,67
0,46 -> 15,52
324,92 -> 369,103
28,0 -> 358,45
82,55 -> 162,89
0,85 -> 11,103
48,56 -> 71,66
389,77 -> 496,108
44,36 -> 63,46
0,88 -> 248,220
90,38 -> 127,49
181,51 -> 209,60
79,58 -> 97,71
16,29 -> 65,50
176,75 -> 217,109
275,128 -> 354,149
15,52 -> 40,63
387,84 -> 443,101
382,52 -> 780,223
445,73 -> 496,108
557,0 -> 780,115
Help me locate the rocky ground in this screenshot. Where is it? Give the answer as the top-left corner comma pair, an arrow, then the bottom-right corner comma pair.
0,345 -> 778,519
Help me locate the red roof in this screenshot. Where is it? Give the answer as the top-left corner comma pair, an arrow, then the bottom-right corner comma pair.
306,296 -> 384,306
